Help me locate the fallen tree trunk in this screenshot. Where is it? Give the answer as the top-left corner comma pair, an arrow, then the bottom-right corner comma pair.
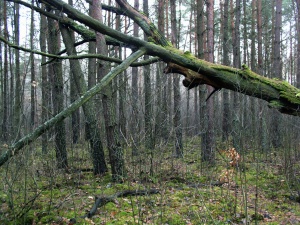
82,189 -> 159,219
39,0 -> 300,116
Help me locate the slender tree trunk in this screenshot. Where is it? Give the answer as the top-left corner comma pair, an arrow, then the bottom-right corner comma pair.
257,0 -> 268,151
222,0 -> 230,142
40,4 -> 48,153
60,25 -> 108,175
86,3 -> 97,142
143,0 -> 154,150
92,0 -> 125,182
250,0 -> 257,147
131,0 -> 140,155
170,0 -> 183,157
232,0 -> 241,150
242,0 -> 250,145
197,0 -> 207,159
0,2 -> 2,132
2,1 -> 9,142
68,0 -> 80,144
154,0 -> 165,144
296,0 -> 300,88
115,4 -> 127,144
30,0 -> 36,128
202,0 -> 215,163
193,1 -> 199,136
161,0 -> 172,140
47,10 -> 68,169
14,2 -> 21,139
271,0 -> 282,148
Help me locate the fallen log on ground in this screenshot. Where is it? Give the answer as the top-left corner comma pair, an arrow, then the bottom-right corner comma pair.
73,188 -> 160,222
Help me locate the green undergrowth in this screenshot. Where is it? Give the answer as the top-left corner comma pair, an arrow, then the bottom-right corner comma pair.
1,140 -> 300,224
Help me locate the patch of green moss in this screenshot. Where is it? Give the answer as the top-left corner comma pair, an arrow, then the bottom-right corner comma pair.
39,214 -> 56,224
251,213 -> 264,221
163,213 -> 186,225
104,202 -> 117,211
42,188 -> 64,198
10,210 -> 36,225
212,64 -> 241,75
268,100 -> 284,109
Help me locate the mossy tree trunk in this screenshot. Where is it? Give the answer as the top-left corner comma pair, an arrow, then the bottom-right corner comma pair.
92,0 -> 125,182
60,24 -> 108,175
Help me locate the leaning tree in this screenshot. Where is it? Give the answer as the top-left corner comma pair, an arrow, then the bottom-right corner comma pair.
1,0 -> 300,170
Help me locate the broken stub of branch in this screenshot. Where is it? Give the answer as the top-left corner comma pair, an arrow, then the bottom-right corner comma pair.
163,62 -> 221,90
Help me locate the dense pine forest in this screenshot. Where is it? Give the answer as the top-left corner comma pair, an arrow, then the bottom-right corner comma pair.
1,0 -> 300,224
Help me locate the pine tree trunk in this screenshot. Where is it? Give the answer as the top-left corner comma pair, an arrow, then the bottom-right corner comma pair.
30,0 -> 36,129
92,0 -> 125,181
60,25 -> 108,175
14,2 -> 21,139
271,0 -> 282,149
47,11 -> 68,169
40,3 -> 49,153
131,0 -> 140,156
296,0 -> 300,88
221,0 -> 230,142
170,0 -> 183,157
2,1 -> 9,142
203,0 -> 215,163
68,0 -> 80,144
143,0 -> 154,150
232,0 -> 241,150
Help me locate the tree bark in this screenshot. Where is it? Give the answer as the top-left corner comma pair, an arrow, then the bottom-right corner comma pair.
13,2 -> 21,139
2,1 -> 9,142
202,0 -> 215,163
131,0 -> 140,156
143,0 -> 154,150
271,0 -> 282,149
60,25 -> 108,175
30,0 -> 36,128
40,3 -> 49,153
154,0 -> 165,143
296,0 -> 300,88
221,0 -> 230,142
170,0 -> 183,157
68,0 -> 80,144
92,0 -> 125,182
232,0 -> 241,151
47,11 -> 68,169
115,4 -> 127,144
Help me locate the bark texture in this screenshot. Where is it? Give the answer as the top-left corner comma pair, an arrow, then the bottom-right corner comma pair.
60,24 -> 108,175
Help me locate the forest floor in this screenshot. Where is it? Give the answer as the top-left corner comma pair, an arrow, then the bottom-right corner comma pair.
1,138 -> 300,224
